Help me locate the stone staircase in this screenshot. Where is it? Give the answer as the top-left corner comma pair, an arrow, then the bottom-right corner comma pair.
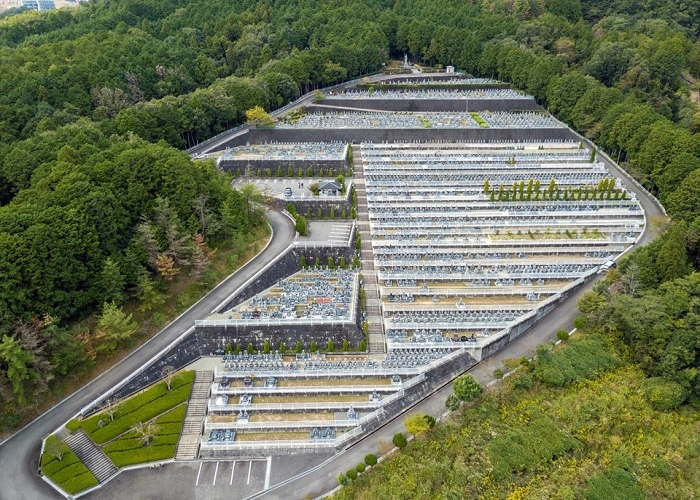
175,370 -> 212,460
64,429 -> 118,483
352,145 -> 386,354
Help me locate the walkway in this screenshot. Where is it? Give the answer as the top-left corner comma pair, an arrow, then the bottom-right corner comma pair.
176,371 -> 213,460
64,430 -> 117,483
352,145 -> 385,354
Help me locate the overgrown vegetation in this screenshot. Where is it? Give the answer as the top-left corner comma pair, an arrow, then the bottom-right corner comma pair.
334,330 -> 700,498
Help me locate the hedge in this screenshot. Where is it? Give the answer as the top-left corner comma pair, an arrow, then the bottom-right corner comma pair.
78,371 -> 194,438
155,404 -> 187,424
103,433 -> 180,454
88,383 -> 192,444
107,444 -> 177,467
60,472 -> 99,495
41,435 -> 97,495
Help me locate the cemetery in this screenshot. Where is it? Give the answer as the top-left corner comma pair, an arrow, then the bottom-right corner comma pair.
217,141 -> 349,176
360,140 -> 643,345
37,74 -> 649,491
277,111 -> 562,130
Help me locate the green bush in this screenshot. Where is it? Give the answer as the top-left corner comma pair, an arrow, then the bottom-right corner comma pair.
65,419 -> 81,432
338,473 -> 349,486
512,374 -> 533,390
488,409 -> 578,481
453,374 -> 483,402
533,335 -> 617,387
346,469 -> 358,480
89,384 -> 192,443
583,467 -> 645,500
364,454 -> 377,466
103,433 -> 180,453
556,329 -> 570,341
107,444 -> 177,467
41,436 -> 98,495
79,371 -> 194,437
392,433 -> 407,449
494,368 -> 504,379
445,394 -> 461,411
643,377 -> 688,411
60,472 -> 99,495
356,462 -> 366,473
155,405 -> 187,424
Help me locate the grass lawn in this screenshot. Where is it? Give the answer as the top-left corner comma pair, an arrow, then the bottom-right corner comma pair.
235,431 -> 309,441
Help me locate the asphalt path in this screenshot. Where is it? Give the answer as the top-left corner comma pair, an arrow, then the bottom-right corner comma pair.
0,210 -> 295,500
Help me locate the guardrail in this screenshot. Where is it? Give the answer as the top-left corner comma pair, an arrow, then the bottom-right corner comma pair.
204,408 -> 386,430
212,384 -> 400,395
199,425 -> 365,450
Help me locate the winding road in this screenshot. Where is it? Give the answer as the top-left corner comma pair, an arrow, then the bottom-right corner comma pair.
0,210 -> 295,500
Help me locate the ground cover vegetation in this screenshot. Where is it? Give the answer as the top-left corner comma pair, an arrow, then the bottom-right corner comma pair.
334,321 -> 700,498
40,434 -> 98,494
40,371 -> 192,494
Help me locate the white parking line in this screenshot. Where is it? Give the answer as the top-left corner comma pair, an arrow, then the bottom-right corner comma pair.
213,461 -> 219,485
195,462 -> 203,486
230,461 -> 236,485
264,457 -> 272,490
247,460 -> 252,484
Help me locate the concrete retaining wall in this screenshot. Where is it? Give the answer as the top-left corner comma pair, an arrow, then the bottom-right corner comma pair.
221,159 -> 349,177
214,127 -> 575,151
203,350 -> 477,457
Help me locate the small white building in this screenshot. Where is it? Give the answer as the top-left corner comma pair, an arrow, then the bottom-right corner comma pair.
319,181 -> 342,196
446,66 -> 455,73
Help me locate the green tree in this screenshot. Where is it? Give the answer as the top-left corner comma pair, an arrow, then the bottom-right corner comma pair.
295,216 -> 308,236
99,258 -> 125,304
453,374 -> 483,402
93,302 -> 138,354
245,106 -> 274,126
0,335 -> 33,403
404,412 -> 432,436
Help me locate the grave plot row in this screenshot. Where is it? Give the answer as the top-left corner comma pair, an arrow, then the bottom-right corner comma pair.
361,141 -> 643,343
326,88 -> 528,100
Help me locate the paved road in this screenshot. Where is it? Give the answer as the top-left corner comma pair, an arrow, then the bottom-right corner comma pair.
0,210 -> 295,500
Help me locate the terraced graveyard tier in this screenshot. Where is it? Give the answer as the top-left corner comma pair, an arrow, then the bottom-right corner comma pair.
361,141 -> 644,344
206,269 -> 359,324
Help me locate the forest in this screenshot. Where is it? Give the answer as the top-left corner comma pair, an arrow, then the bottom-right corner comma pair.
0,0 -> 699,447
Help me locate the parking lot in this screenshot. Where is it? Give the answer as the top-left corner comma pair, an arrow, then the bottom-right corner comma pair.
86,459 -> 270,500
232,177 -> 348,200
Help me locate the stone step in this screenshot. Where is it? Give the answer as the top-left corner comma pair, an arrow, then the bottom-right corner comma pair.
64,429 -> 118,482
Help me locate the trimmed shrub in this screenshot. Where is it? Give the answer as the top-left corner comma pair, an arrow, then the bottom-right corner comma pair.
556,329 -> 570,341
364,454 -> 377,466
346,469 -> 358,480
337,473 -> 349,486
392,433 -> 407,449
107,445 -> 177,467
356,462 -> 366,473
453,374 -> 483,402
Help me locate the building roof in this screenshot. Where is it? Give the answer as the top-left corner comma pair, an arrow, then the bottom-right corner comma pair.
319,181 -> 341,190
